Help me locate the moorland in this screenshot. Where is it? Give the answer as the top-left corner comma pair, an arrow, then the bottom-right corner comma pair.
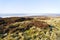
0,16 -> 60,40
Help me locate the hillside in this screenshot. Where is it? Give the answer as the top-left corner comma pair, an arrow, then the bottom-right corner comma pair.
0,16 -> 60,40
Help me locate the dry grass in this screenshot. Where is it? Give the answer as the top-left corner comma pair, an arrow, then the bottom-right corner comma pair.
0,16 -> 60,40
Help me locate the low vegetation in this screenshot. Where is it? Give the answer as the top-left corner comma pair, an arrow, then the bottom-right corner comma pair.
0,16 -> 60,40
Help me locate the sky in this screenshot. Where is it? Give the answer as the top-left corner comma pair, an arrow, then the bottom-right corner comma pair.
0,0 -> 60,15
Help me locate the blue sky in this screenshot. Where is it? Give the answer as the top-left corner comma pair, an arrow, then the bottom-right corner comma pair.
0,0 -> 60,15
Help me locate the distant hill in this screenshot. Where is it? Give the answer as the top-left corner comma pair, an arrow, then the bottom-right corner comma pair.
0,13 -> 60,18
